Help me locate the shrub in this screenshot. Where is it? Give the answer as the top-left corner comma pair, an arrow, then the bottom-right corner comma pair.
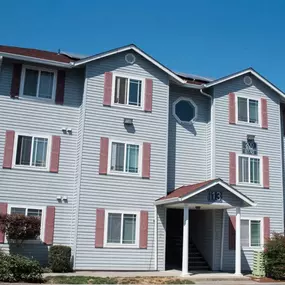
0,214 -> 41,244
0,254 -> 43,282
49,245 -> 72,273
264,233 -> 285,279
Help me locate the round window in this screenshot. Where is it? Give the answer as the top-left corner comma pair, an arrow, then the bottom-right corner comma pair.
173,98 -> 197,124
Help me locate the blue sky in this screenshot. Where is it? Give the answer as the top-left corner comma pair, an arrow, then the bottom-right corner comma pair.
1,0 -> 285,89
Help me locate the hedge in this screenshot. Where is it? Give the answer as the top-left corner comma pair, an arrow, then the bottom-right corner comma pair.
49,245 -> 72,272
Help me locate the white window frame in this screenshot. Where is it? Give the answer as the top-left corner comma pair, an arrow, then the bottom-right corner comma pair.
103,209 -> 140,248
19,65 -> 57,101
235,95 -> 261,126
6,205 -> 46,243
241,217 -> 264,250
12,132 -> 51,171
236,154 -> 263,187
172,96 -> 198,125
111,72 -> 145,110
108,139 -> 142,177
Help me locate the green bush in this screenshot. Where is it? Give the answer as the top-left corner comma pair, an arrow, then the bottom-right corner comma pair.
0,254 -> 43,282
264,233 -> 285,279
49,245 -> 72,273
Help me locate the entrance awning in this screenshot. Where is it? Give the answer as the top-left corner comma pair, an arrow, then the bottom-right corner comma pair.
155,178 -> 256,209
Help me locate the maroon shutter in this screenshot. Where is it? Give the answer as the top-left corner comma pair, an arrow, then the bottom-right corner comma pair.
229,93 -> 236,124
95,208 -> 105,248
144,79 -> 153,112
261,98 -> 268,129
44,206 -> 55,245
264,217 -> 270,243
229,216 -> 236,250
50,136 -> 61,173
263,156 -> 269,189
55,70 -> 66,105
142,142 -> 151,179
10,64 -> 22,98
140,211 -> 148,249
99,137 -> 109,175
0,203 -> 8,243
3,130 -> 15,169
103,72 -> 112,106
229,152 -> 236,185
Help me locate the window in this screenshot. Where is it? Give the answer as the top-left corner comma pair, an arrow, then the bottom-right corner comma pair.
110,141 -> 140,174
241,219 -> 262,247
238,155 -> 261,185
14,134 -> 50,169
20,66 -> 56,100
237,97 -> 259,124
173,97 -> 197,124
114,75 -> 143,107
105,211 -> 139,246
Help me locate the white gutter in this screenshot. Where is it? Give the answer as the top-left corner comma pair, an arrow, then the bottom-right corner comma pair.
154,197 -> 180,206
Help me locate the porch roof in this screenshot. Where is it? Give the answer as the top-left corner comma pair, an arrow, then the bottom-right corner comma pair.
155,178 -> 256,207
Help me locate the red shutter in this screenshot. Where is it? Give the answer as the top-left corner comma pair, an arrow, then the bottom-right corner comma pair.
10,64 -> 22,98
140,211 -> 148,249
55,70 -> 66,105
44,206 -> 55,245
264,217 -> 270,243
0,203 -> 8,243
229,152 -> 236,185
95,208 -> 105,248
229,93 -> 236,124
99,137 -> 109,175
144,79 -> 153,112
50,136 -> 61,173
103,72 -> 112,106
229,216 -> 236,250
263,156 -> 269,189
3,130 -> 15,169
142,142 -> 151,179
261,98 -> 268,129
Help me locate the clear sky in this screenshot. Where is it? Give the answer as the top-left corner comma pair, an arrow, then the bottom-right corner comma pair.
1,0 -> 284,89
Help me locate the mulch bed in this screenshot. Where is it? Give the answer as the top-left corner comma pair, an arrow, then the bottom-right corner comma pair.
250,276 -> 285,283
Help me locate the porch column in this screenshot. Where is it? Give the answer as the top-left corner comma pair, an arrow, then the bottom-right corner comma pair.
182,205 -> 189,276
235,207 -> 241,275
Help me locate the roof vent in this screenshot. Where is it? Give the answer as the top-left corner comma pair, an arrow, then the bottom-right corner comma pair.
244,76 -> 252,86
125,53 -> 136,64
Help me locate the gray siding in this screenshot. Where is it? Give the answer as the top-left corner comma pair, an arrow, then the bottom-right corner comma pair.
213,75 -> 284,271
75,52 -> 169,270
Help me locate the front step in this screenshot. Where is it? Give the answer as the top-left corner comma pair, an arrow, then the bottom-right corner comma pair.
188,241 -> 210,271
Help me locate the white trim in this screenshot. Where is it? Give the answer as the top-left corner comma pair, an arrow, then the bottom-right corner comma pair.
12,132 -> 51,171
235,207 -> 241,275
107,139 -> 142,177
7,204 -> 46,243
103,209 -> 140,248
220,209 -> 225,271
154,205 -> 158,271
19,65 -> 57,102
172,96 -> 198,125
181,205 -> 189,276
111,72 -> 145,110
204,68 -> 285,99
154,197 -> 180,205
211,209 -> 216,269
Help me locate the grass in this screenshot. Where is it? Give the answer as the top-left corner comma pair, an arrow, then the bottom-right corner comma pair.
45,276 -> 195,284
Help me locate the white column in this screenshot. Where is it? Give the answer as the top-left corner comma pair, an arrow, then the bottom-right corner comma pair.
182,205 -> 189,276
154,205 -> 158,271
235,207 -> 241,275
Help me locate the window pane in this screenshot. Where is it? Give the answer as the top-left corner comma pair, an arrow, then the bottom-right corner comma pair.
111,142 -> 125,171
11,207 -> 26,215
32,137 -> 48,167
175,100 -> 195,122
250,158 -> 260,184
107,213 -> 121,243
16,136 -> 32,165
123,214 -> 136,244
129,80 -> 141,106
27,209 -> 42,218
251,220 -> 261,246
249,100 -> 258,123
241,220 -> 249,247
115,77 -> 127,104
238,97 -> 248,122
39,71 -> 54,99
239,156 -> 249,183
23,69 -> 38,97
126,144 -> 139,173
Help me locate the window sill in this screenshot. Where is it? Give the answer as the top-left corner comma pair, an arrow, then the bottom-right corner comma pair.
242,247 -> 263,251
236,183 -> 264,189
103,244 -> 139,249
235,121 -> 262,129
13,96 -> 55,105
5,239 -> 44,245
109,104 -> 145,112
106,171 -> 142,179
12,166 -> 49,172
